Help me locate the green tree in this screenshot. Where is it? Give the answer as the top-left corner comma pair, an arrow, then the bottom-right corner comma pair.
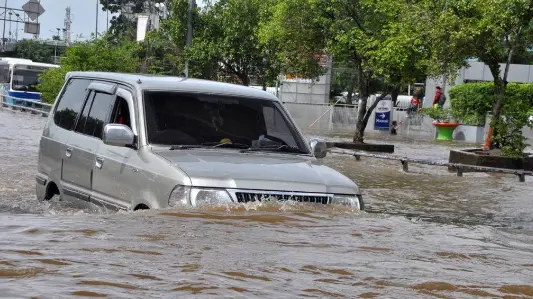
185,0 -> 282,87
140,0 -> 194,76
264,0 -> 430,143
100,0 -> 167,41
13,39 -> 55,64
343,0 -> 430,142
419,0 -> 533,150
258,0 -> 327,81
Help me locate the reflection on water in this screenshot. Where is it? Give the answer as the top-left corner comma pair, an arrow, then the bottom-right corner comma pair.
1,109 -> 533,298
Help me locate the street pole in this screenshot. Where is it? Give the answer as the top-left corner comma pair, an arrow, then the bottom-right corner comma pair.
14,13 -> 18,41
184,0 -> 194,77
95,0 -> 99,39
106,0 -> 108,31
2,0 -> 7,51
8,12 -> 11,41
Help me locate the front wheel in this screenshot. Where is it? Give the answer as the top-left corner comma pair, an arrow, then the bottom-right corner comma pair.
357,195 -> 365,211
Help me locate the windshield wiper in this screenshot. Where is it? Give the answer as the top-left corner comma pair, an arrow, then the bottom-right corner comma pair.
169,142 -> 250,150
201,142 -> 250,149
169,145 -> 203,150
241,144 -> 307,154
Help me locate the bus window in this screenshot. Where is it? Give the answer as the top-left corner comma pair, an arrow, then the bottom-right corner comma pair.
0,64 -> 9,84
12,69 -> 41,92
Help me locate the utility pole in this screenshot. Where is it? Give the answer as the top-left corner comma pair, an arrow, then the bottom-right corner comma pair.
2,0 -> 7,50
106,0 -> 109,31
64,7 -> 72,45
14,13 -> 18,41
95,0 -> 99,38
184,0 -> 195,77
8,11 -> 11,41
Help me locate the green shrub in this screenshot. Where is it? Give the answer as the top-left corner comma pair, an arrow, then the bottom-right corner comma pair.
449,82 -> 533,157
449,82 -> 495,126
38,67 -> 69,104
420,107 -> 458,122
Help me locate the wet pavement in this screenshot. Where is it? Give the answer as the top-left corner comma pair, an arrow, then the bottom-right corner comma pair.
1,108 -> 533,299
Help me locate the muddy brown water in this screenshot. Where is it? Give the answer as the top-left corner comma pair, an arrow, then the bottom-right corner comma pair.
1,108 -> 533,299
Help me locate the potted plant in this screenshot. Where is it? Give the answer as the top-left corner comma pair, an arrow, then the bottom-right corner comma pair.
420,107 -> 460,141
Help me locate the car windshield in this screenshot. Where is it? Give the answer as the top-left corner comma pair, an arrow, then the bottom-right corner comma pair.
12,69 -> 45,92
143,91 -> 308,153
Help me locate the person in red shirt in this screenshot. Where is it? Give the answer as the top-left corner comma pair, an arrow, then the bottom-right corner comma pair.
408,89 -> 422,116
433,86 -> 444,108
116,104 -> 125,124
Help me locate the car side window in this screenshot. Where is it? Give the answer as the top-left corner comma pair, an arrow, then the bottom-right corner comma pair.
53,78 -> 91,130
83,92 -> 116,139
110,96 -> 132,129
263,105 -> 297,148
75,91 -> 95,134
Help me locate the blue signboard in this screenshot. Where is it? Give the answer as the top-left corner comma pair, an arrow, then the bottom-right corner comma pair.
374,99 -> 392,130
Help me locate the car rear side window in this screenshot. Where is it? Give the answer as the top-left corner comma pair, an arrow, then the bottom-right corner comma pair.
53,78 -> 91,130
82,92 -> 116,139
75,91 -> 95,134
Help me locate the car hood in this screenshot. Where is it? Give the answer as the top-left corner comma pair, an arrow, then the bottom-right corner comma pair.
153,149 -> 358,195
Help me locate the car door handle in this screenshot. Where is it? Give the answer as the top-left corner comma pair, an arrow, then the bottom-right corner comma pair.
65,147 -> 73,158
95,157 -> 104,169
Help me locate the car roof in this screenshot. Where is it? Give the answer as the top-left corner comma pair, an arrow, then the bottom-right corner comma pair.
66,71 -> 279,101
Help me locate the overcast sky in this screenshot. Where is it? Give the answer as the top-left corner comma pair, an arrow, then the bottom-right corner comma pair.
1,0 -> 205,41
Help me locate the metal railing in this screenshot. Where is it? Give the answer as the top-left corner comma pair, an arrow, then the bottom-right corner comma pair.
331,148 -> 532,183
283,102 -> 358,133
0,92 -> 52,117
283,101 -> 436,136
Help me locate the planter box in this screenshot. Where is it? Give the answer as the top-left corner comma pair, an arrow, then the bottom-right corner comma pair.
449,148 -> 533,171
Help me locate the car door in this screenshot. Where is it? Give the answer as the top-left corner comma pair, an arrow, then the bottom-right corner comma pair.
61,82 -> 117,203
39,77 -> 91,201
91,87 -> 140,210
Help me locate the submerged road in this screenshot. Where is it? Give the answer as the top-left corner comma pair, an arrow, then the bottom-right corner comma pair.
1,108 -> 532,298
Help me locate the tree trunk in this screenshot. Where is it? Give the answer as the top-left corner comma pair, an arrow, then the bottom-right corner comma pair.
238,74 -> 250,86
391,86 -> 400,106
353,97 -> 368,143
353,67 -> 369,143
488,44 -> 514,149
345,72 -> 357,105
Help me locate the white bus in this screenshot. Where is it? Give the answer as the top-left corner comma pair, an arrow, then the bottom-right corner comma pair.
0,58 -> 59,105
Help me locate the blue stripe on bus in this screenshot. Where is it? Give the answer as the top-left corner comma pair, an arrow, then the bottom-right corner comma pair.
6,91 -> 41,105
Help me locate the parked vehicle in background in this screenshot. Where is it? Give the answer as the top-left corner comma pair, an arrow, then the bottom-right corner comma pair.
0,57 -> 59,105
36,72 -> 364,211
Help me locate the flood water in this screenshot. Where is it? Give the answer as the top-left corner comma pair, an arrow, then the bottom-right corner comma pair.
1,108 -> 533,299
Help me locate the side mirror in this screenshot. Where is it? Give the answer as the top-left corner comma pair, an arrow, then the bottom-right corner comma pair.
309,138 -> 328,159
103,124 -> 135,147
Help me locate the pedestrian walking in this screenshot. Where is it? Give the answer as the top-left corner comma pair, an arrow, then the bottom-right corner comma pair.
432,86 -> 446,108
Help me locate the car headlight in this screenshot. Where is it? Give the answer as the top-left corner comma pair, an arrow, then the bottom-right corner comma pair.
169,185 -> 233,207
331,194 -> 363,210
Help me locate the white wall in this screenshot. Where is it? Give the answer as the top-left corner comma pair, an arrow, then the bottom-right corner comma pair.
279,56 -> 333,104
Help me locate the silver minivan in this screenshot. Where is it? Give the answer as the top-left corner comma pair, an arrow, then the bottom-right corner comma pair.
36,72 -> 364,211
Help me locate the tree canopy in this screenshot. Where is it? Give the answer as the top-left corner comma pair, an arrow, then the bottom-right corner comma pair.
35,0 -> 533,154
13,40 -> 56,64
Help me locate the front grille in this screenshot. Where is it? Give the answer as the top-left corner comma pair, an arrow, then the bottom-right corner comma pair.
235,192 -> 330,204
